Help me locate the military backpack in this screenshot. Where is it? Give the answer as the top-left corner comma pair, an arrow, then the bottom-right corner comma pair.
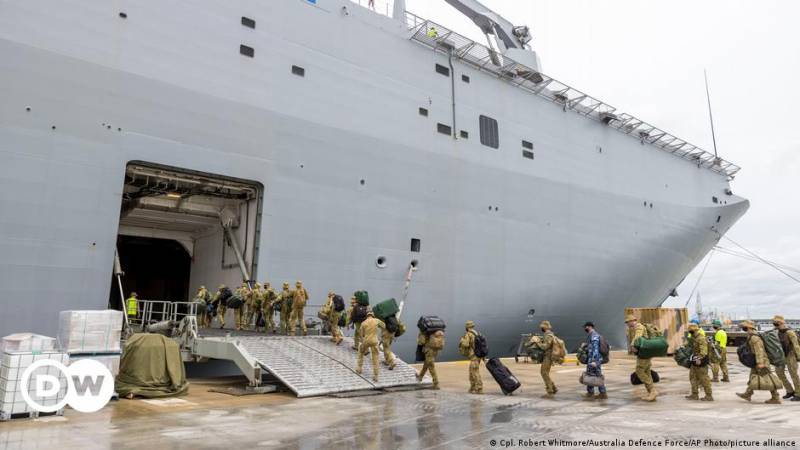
550,335 -> 567,365
759,330 -> 786,367
428,330 -> 445,351
644,323 -> 663,338
737,337 -> 757,368
332,295 -> 345,312
674,345 -> 693,369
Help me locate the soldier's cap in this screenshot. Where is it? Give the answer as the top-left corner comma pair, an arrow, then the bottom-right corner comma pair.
296,280 -> 303,285
740,320 -> 755,329
366,309 -> 374,316
539,320 -> 552,329
465,320 -> 475,329
131,292 -> 138,297
218,284 -> 226,289
624,314 -> 637,323
282,282 -> 290,287
688,323 -> 700,331
773,315 -> 785,323
583,321 -> 595,328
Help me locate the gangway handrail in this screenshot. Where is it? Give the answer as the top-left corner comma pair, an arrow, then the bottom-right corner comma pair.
404,11 -> 741,179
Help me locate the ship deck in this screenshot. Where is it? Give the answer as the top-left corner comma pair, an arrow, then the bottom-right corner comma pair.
1,352 -> 798,449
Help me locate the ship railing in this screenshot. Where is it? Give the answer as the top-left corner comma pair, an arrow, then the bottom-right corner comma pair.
405,11 -> 741,178
348,0 -> 394,17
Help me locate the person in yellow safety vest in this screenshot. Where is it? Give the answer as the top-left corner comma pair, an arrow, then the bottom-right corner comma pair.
126,292 -> 138,318
711,320 -> 730,382
427,26 -> 439,38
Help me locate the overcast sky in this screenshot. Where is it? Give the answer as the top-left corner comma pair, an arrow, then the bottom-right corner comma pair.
403,0 -> 800,319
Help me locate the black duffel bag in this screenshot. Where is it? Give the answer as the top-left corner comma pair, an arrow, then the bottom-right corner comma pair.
417,315 -> 446,333
385,315 -> 399,333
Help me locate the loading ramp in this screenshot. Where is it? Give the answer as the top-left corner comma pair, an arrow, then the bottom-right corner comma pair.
192,334 -> 430,398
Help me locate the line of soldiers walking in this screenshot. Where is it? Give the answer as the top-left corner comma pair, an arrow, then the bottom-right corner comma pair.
193,281 -> 311,335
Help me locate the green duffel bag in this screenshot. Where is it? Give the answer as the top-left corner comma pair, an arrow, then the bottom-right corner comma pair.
674,345 -> 693,369
526,345 -> 545,364
635,336 -> 669,359
354,290 -> 369,306
372,298 -> 399,320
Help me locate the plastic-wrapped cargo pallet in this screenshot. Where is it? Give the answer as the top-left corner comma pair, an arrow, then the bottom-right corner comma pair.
58,310 -> 124,354
69,354 -> 121,377
1,334 -> 69,420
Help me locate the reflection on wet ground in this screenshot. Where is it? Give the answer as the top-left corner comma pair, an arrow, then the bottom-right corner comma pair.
1,354 -> 799,449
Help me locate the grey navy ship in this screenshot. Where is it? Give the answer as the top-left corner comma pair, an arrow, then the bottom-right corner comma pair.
0,0 -> 748,359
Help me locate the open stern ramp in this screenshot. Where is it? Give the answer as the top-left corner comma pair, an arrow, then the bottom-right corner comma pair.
194,335 -> 428,398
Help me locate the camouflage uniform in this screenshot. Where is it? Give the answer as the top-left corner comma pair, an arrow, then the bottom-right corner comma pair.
278,283 -> 294,335
686,325 -> 713,401
328,297 -> 343,345
234,284 -> 249,331
737,320 -> 781,404
459,321 -> 483,394
532,321 -> 557,397
246,283 -> 262,330
627,315 -> 657,401
288,281 -> 309,336
194,286 -> 212,328
381,328 -> 396,369
416,331 -> 443,389
214,285 -> 228,329
346,298 -> 361,350
774,315 -> 800,401
262,283 -> 278,333
355,313 -> 385,381
711,324 -> 730,382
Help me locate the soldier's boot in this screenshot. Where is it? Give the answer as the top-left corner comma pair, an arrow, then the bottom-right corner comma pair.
700,395 -> 714,402
791,396 -> 800,402
721,376 -> 730,382
582,392 -> 595,400
684,393 -> 699,400
643,388 -> 658,402
765,392 -> 781,404
736,392 -> 752,402
598,392 -> 608,400
431,384 -> 440,390
782,391 -> 795,400
540,393 -> 555,399
712,376 -> 719,383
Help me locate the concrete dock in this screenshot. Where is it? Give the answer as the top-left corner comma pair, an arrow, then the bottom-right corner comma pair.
1,352 -> 798,449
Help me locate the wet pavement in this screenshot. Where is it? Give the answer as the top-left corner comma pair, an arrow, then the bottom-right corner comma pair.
1,352 -> 799,449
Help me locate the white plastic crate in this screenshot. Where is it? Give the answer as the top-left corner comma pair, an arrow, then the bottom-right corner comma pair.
0,351 -> 69,419
69,353 -> 121,377
58,310 -> 123,353
1,334 -> 57,353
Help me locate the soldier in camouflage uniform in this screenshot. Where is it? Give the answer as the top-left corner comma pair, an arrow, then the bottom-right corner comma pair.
194,286 -> 212,328
328,294 -> 344,345
626,314 -> 658,402
685,323 -> 713,401
773,315 -> 800,401
355,310 -> 386,382
531,320 -> 558,398
213,284 -> 228,329
289,280 -> 309,336
459,320 -> 483,394
246,282 -> 263,330
416,329 -> 444,390
346,296 -> 362,350
381,324 -> 397,370
234,283 -> 249,331
737,320 -> 782,404
278,282 -> 294,335
262,282 -> 279,334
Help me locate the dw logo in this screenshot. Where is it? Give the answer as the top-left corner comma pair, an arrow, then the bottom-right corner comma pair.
20,359 -> 115,413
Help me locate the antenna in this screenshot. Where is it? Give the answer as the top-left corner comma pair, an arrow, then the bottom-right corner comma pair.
704,69 -> 719,158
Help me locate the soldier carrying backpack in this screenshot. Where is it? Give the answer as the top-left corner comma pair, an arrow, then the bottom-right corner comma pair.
416,316 -> 446,390
458,320 -> 486,394
530,320 -> 565,399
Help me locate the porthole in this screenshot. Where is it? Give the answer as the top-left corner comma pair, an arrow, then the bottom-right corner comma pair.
376,256 -> 387,268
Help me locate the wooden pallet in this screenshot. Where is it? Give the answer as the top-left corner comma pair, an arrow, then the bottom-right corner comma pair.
0,409 -> 63,421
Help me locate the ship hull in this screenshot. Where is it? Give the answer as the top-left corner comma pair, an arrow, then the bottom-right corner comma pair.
0,0 -> 748,360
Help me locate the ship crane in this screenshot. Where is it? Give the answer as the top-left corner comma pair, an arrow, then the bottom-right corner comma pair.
441,0 -> 542,71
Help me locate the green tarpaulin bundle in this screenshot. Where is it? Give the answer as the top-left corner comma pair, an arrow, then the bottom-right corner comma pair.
115,333 -> 189,398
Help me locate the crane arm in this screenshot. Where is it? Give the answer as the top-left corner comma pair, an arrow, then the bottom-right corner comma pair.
442,0 -> 531,51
